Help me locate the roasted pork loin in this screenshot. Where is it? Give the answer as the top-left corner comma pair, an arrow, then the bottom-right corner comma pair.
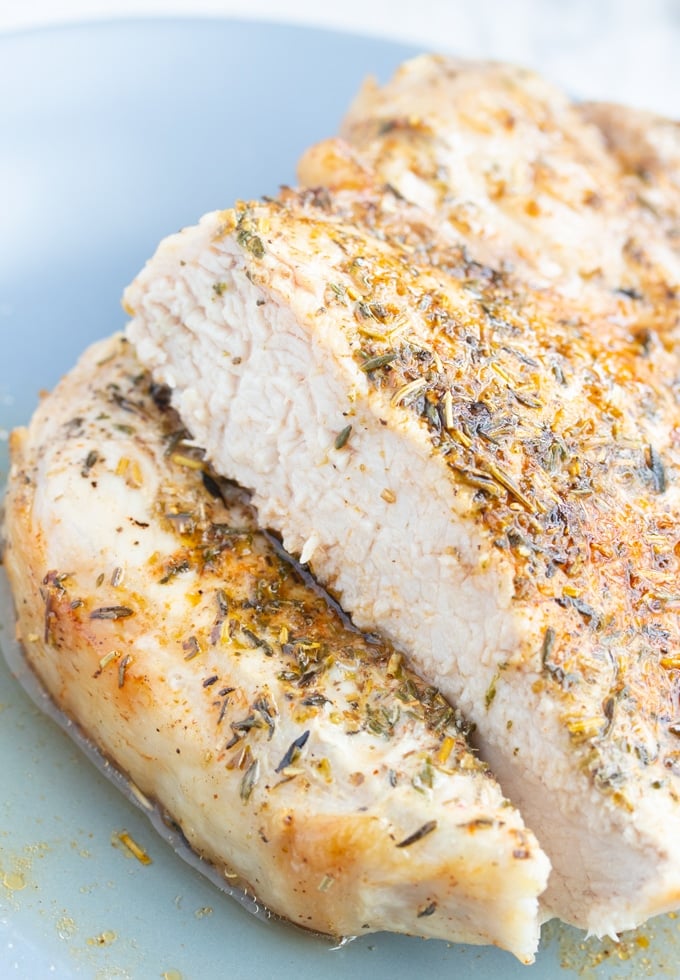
299,55 -> 680,321
1,334 -> 549,962
125,157 -> 680,935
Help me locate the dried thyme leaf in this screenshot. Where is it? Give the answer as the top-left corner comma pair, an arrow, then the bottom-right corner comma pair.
210,589 -> 229,645
90,606 -> 134,620
557,595 -> 602,629
81,449 -> 99,477
360,352 -> 398,372
541,627 -> 556,669
275,730 -> 310,773
301,692 -> 329,707
240,759 -> 260,802
646,444 -> 667,493
334,424 -> 353,450
240,627 -> 274,656
117,654 -> 132,688
485,670 -> 499,708
159,559 -> 191,584
396,820 -> 437,848
253,696 -> 277,738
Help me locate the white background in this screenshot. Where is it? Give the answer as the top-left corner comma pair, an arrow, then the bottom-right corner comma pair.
1,0 -> 679,116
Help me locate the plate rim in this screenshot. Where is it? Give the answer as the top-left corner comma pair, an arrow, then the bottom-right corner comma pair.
0,11 -> 427,56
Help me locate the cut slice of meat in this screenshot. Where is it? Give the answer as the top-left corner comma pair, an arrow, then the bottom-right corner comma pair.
299,55 -> 680,316
1,334 -> 549,962
125,182 -> 680,937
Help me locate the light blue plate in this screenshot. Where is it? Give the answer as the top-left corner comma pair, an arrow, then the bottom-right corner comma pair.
0,17 -> 678,979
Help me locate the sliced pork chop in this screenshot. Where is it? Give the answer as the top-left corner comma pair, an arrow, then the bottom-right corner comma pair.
298,55 -> 680,317
1,334 -> 549,962
126,187 -> 680,936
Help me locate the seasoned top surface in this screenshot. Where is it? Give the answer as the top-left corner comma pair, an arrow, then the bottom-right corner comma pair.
209,181 -> 680,812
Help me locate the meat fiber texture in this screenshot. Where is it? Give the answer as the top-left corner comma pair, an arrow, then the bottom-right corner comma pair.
125,56 -> 680,937
1,335 -> 549,963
